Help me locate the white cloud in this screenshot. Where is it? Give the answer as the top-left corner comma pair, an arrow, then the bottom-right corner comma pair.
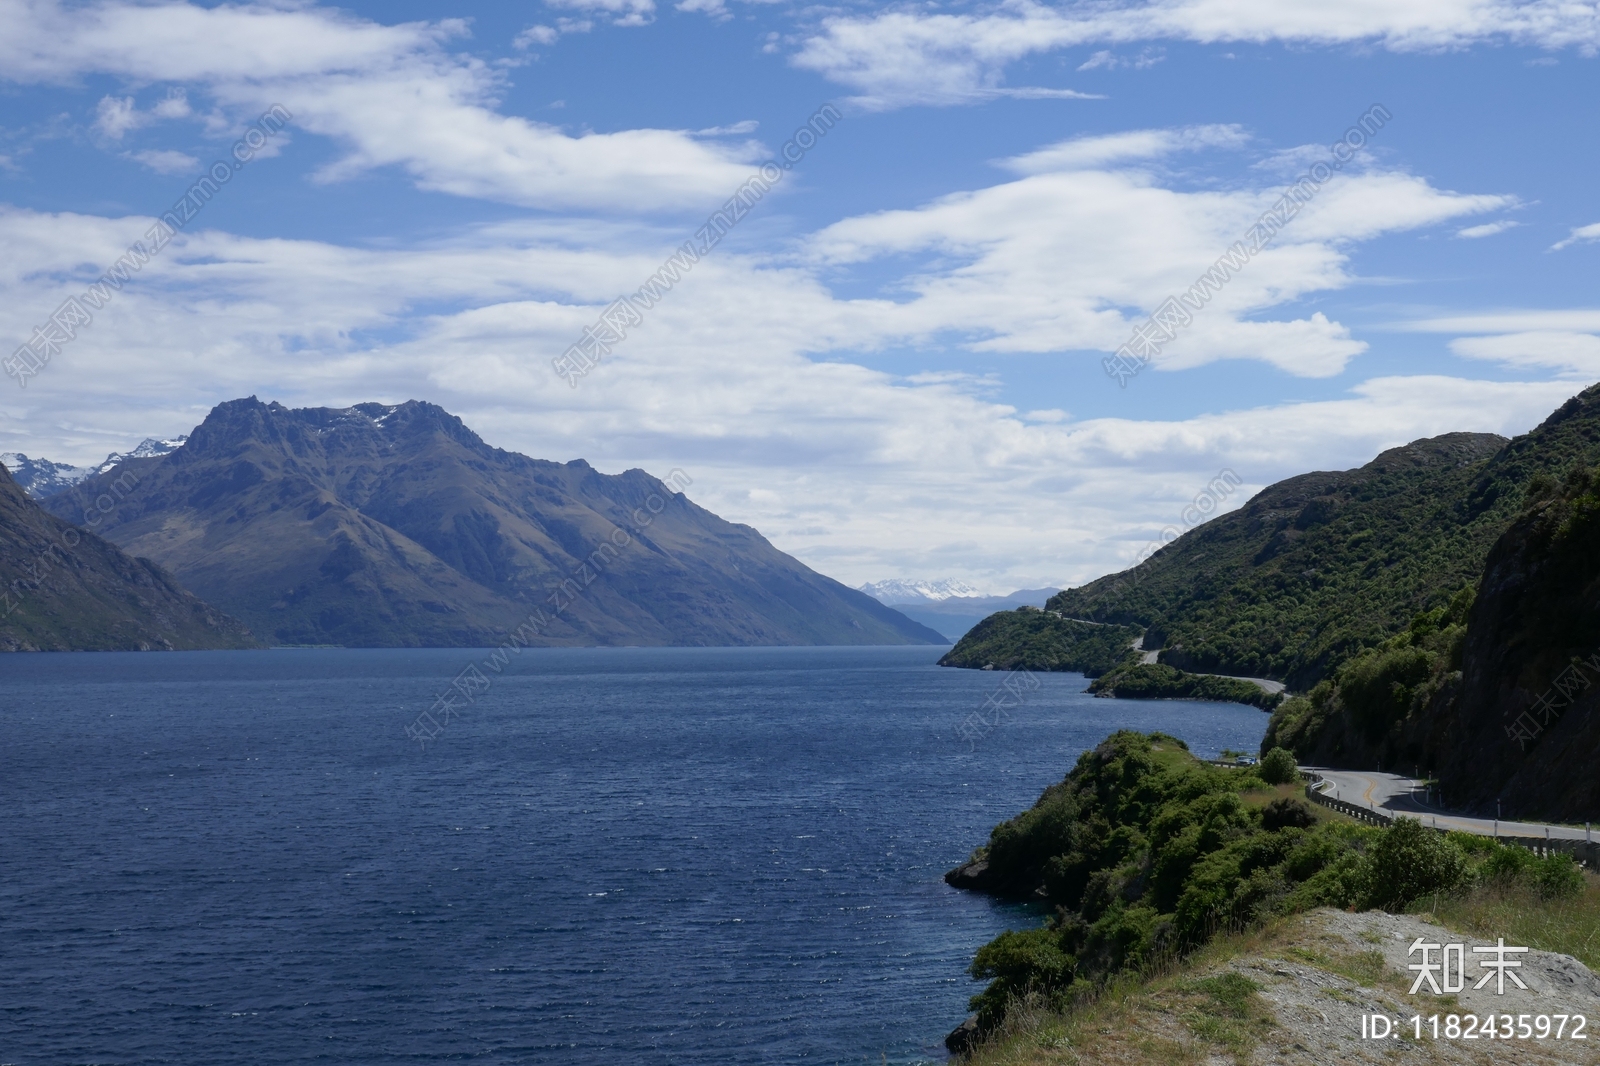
1450,331 -> 1600,377
804,156 -> 1506,376
514,25 -> 559,47
1,0 -> 760,212
1551,222 -> 1600,250
1077,47 -> 1165,71
998,124 -> 1247,174
1457,219 -> 1519,238
93,95 -> 143,138
545,0 -> 656,27
125,148 -> 199,174
152,91 -> 191,119
694,120 -> 760,136
0,203 -> 1582,590
793,0 -> 1600,108
1402,309 -> 1600,332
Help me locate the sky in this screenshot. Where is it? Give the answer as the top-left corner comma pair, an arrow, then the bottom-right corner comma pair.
1,0 -> 1598,594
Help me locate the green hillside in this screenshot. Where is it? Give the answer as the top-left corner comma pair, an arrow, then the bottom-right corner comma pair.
937,611 -> 1141,675
1264,455 -> 1600,819
949,384 -> 1600,699
1047,432 -> 1514,689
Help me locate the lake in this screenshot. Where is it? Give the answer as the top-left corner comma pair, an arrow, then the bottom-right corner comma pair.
0,646 -> 1270,1064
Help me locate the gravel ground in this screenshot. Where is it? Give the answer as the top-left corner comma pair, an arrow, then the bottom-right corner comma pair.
1221,908 -> 1600,1065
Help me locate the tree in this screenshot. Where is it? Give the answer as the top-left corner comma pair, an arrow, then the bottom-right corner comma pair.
1363,817 -> 1469,909
1259,747 -> 1299,785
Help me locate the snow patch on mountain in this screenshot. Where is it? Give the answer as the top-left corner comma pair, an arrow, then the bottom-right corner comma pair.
2,436 -> 188,498
96,436 -> 188,475
0,454 -> 93,498
858,579 -> 987,604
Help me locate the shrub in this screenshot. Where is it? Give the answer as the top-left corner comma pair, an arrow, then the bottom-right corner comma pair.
1261,797 -> 1315,831
1286,850 -> 1366,910
1446,829 -> 1499,856
1362,818 -> 1470,909
1261,696 -> 1316,756
1081,903 -> 1163,974
1481,843 -> 1535,881
1533,854 -> 1585,900
1259,747 -> 1299,785
967,927 -> 1075,1027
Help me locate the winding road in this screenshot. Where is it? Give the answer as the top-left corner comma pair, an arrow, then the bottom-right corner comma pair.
1129,634 -> 1286,694
1307,767 -> 1597,842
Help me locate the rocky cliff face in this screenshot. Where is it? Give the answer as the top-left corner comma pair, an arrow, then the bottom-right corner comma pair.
0,461 -> 255,651
44,397 -> 944,649
1254,386 -> 1600,819
1424,466 -> 1600,821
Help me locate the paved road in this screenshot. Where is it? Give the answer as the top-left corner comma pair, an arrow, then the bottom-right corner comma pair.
1309,767 -> 1596,842
1127,634 -> 1286,693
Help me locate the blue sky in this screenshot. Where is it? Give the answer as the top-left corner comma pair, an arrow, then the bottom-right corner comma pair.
2,0 -> 1598,591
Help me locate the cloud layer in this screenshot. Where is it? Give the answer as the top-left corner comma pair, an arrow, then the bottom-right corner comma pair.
2,0 -> 1594,591
0,130 -> 1558,588
793,0 -> 1600,107
0,0 -> 762,211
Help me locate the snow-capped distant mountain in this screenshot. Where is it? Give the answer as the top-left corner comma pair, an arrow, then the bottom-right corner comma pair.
857,581 -> 1063,641
857,579 -> 986,604
1,436 -> 188,499
95,436 -> 188,475
0,454 -> 93,498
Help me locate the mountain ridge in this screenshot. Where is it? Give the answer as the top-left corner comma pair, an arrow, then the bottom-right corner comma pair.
45,397 -> 945,649
2,436 -> 187,498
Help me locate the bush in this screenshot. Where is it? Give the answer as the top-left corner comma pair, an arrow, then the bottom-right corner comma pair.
967,927 -> 1076,1027
1261,797 -> 1315,831
1286,850 -> 1367,910
1081,903 -> 1165,974
1362,818 -> 1470,909
1446,829 -> 1499,856
1533,854 -> 1585,900
1259,748 -> 1299,785
1481,844 -> 1535,881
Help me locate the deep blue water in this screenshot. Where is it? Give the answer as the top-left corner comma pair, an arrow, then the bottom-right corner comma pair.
0,646 -> 1270,1065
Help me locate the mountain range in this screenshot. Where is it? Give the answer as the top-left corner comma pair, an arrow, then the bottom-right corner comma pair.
34,398 -> 943,649
858,579 -> 986,603
859,582 -> 1062,642
2,437 -> 186,498
942,382 -> 1600,819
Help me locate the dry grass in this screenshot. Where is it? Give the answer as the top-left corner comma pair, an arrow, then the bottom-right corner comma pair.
1423,869 -> 1600,971
958,880 -> 1600,1066
961,922 -> 1287,1066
